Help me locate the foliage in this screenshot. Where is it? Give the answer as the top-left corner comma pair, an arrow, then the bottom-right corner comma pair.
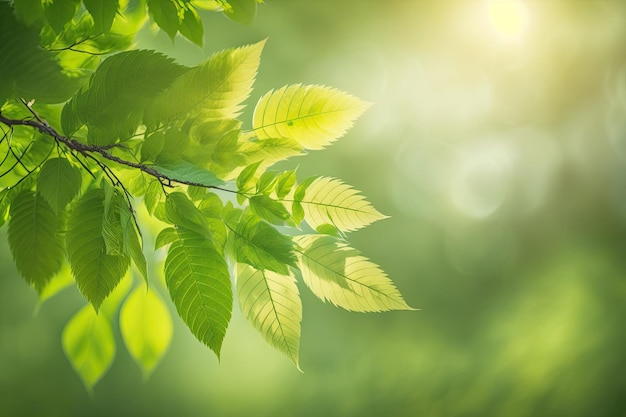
0,0 -> 413,389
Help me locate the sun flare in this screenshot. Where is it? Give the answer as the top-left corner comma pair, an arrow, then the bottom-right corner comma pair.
487,0 -> 529,40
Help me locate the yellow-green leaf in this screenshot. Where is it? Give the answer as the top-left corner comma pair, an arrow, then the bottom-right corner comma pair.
62,305 -> 116,392
236,264 -> 302,367
297,177 -> 388,232
120,287 -> 173,378
295,234 -> 414,312
252,84 -> 370,150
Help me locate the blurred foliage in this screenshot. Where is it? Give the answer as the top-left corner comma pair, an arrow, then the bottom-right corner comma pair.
2,0 -> 626,416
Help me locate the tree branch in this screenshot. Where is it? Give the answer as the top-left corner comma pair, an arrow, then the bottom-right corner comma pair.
0,112 -> 234,193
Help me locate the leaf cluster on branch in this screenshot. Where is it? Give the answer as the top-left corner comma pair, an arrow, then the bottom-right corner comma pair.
0,0 -> 413,390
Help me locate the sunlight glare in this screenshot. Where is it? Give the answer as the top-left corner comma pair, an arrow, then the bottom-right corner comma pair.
487,0 -> 529,40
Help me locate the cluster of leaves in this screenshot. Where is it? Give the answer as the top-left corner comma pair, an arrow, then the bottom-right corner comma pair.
0,0 -> 412,390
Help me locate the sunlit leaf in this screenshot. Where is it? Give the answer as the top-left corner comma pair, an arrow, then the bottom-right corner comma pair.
297,177 -> 388,232
252,84 -> 370,150
236,264 -> 302,366
62,305 -> 116,391
146,40 -> 265,124
295,234 -> 414,312
7,191 -> 64,291
164,229 -> 232,357
249,195 -> 290,225
120,287 -> 173,378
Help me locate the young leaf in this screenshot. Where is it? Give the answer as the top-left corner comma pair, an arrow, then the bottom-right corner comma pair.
44,0 -> 80,33
155,227 -> 178,249
252,84 -> 370,150
236,264 -> 302,367
84,0 -> 118,33
227,213 -> 297,274
295,235 -> 414,312
120,287 -> 173,379
275,170 -> 297,200
66,188 -> 130,311
297,177 -> 388,232
146,40 -> 265,124
144,180 -> 164,215
7,191 -> 64,291
62,305 -> 116,392
164,229 -> 232,357
249,195 -> 290,225
236,161 -> 262,192
37,157 -> 82,213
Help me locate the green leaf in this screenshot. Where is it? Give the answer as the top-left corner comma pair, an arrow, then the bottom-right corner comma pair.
44,0 -> 80,33
295,235 -> 414,312
148,0 -> 180,40
12,0 -> 45,26
236,161 -> 262,192
256,171 -> 278,194
66,188 -> 130,311
141,131 -> 166,162
37,158 -> 82,213
236,264 -> 301,367
297,177 -> 388,232
62,305 -> 116,392
7,191 -> 64,292
120,287 -> 173,378
0,4 -> 80,104
146,40 -> 265,124
249,195 -> 290,225
155,227 -> 178,249
228,213 -> 297,274
252,84 -> 370,150
144,180 -> 164,215
165,192 -> 211,236
102,187 -> 126,256
153,161 -> 224,187
223,0 -> 257,24
275,170 -> 297,200
180,6 -> 204,46
62,50 -> 187,143
164,229 -> 232,357
84,0 -> 118,33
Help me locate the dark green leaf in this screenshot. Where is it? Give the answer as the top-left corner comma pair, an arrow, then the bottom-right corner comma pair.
84,0 -> 118,33
37,158 -> 82,213
66,188 -> 130,310
0,4 -> 80,104
164,229 -> 232,357
148,0 -> 180,40
180,6 -> 204,46
8,191 -> 64,291
44,0 -> 80,33
141,132 -> 166,163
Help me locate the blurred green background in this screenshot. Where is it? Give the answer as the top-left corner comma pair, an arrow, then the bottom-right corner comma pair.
3,0 -> 626,416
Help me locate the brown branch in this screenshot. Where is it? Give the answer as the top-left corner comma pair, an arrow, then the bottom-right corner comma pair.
0,112 -> 234,193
